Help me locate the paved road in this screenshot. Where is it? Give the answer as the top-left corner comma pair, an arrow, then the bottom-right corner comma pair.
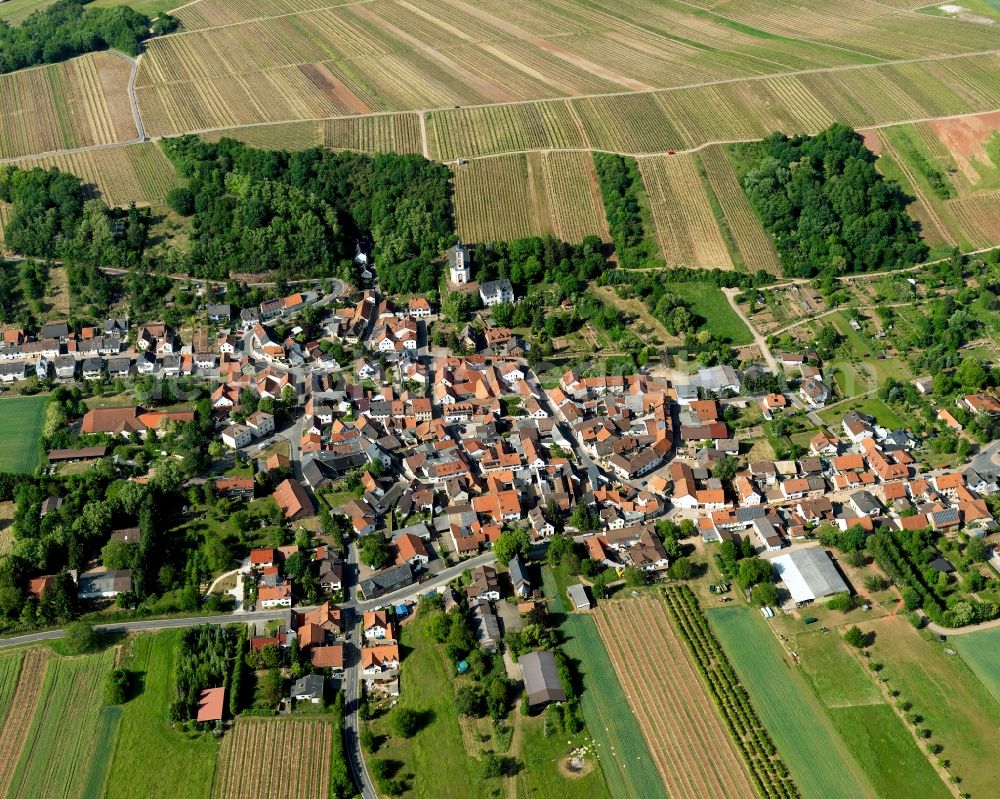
0,609 -> 290,649
354,550 -> 496,612
971,440 -> 1000,477
722,287 -> 778,372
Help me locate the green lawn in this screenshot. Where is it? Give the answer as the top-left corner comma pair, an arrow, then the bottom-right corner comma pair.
795,631 -> 949,799
709,606 -> 878,799
666,282 -> 753,345
105,632 -> 218,799
542,570 -> 663,799
819,397 -> 905,429
952,626 -> 1000,705
514,712 -> 609,799
7,648 -> 118,799
0,395 -> 47,473
366,611 -> 492,799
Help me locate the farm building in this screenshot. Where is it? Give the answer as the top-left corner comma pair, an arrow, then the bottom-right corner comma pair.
771,548 -> 848,604
519,650 -> 566,707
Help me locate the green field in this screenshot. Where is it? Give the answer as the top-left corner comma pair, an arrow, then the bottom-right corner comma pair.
0,395 -> 47,473
542,570 -> 663,799
7,648 -> 117,799
795,631 -> 949,799
105,632 -> 218,799
819,397 -> 906,429
709,606 -> 877,799
859,617 -> 1000,799
667,282 -> 753,346
953,626 -> 1000,704
0,650 -> 24,727
81,706 -> 123,799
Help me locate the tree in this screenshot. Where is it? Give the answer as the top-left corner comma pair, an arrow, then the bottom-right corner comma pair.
966,536 -> 987,563
63,621 -> 99,655
389,707 -> 422,738
711,456 -> 740,482
546,535 -> 573,568
456,685 -> 484,717
843,625 -> 866,649
359,535 -> 392,570
104,668 -> 129,705
101,539 -> 134,570
667,557 -> 693,580
735,557 -> 774,589
751,582 -> 778,607
622,566 -> 645,587
493,528 -> 531,563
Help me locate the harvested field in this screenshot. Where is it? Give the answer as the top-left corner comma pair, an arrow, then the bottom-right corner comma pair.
11,143 -> 182,208
0,648 -> 52,798
7,648 -> 117,799
595,597 -> 756,799
639,154 -> 733,269
212,719 -> 332,799
0,53 -> 136,160
453,151 -> 608,243
927,109 -> 1000,183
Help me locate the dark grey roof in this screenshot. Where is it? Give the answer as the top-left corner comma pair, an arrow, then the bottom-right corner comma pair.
930,507 -> 961,526
41,322 -> 69,338
291,673 -> 325,698
359,563 -> 413,598
508,554 -> 529,587
519,650 -> 566,706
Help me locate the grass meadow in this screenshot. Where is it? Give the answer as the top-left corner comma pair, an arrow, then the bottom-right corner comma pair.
666,282 -> 753,346
105,632 -> 218,799
0,395 -> 47,473
709,606 -> 877,799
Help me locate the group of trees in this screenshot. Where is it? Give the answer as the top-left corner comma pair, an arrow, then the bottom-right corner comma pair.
735,124 -> 928,278
161,137 -> 454,284
0,166 -> 151,271
0,0 -> 173,75
170,625 -> 238,723
593,153 -> 659,269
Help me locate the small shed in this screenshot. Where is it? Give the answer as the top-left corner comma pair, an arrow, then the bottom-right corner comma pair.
566,583 -> 592,610
196,687 -> 225,723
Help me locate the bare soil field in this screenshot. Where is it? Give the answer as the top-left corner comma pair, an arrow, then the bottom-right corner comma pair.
595,596 -> 756,799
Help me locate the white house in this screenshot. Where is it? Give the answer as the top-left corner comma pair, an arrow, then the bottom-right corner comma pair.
221,424 -> 252,449
246,411 -> 275,438
480,279 -> 515,307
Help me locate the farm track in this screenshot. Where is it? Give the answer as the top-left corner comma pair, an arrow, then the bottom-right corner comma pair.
595,597 -> 757,799
0,648 -> 50,798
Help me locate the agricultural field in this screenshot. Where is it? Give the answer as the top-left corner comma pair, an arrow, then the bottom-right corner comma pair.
869,113 -> 1000,252
105,631 -> 219,799
11,143 -> 182,208
857,615 -> 1000,799
212,720 -> 332,799
6,648 -> 117,799
426,51 -> 1000,161
541,570 -> 663,799
793,629 -> 950,799
0,649 -> 51,799
0,500 -> 15,556
699,146 -> 782,275
200,114 -> 424,155
0,52 -> 137,160
639,154 -> 733,270
595,596 -> 757,799
709,605 -> 878,799
0,395 -> 48,474
136,0 -> 1000,141
953,626 -> 1000,704
0,651 -> 24,728
453,152 -> 608,244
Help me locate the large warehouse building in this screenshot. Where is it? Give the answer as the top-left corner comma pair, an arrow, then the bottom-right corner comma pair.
771,548 -> 849,603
